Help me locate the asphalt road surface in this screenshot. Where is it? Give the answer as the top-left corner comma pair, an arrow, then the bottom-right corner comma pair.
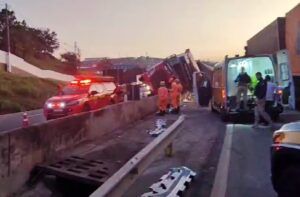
126,106 -> 284,197
125,103 -> 226,197
0,109 -> 46,132
211,123 -> 280,197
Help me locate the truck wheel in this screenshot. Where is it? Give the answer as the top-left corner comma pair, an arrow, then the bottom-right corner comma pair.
221,111 -> 229,122
271,113 -> 279,121
210,102 -> 217,113
276,165 -> 300,197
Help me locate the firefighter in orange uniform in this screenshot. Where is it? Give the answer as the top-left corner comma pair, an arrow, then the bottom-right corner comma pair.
170,77 -> 182,114
157,81 -> 169,115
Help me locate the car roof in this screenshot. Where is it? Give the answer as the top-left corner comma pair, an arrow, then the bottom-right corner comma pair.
277,121 -> 300,132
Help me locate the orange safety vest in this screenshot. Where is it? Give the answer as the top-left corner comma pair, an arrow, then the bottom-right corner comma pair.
158,86 -> 169,111
158,87 -> 168,100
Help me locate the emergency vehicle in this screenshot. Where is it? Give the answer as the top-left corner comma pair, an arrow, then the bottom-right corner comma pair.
210,50 -> 295,121
43,76 -> 123,120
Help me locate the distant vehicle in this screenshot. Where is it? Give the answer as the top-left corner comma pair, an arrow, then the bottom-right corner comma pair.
271,122 -> 300,196
210,52 -> 295,121
43,76 -> 123,120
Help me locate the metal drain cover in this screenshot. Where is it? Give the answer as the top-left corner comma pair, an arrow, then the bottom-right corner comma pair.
38,156 -> 117,186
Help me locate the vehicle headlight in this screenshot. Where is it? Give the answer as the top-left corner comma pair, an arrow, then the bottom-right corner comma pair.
47,103 -> 54,109
59,102 -> 66,108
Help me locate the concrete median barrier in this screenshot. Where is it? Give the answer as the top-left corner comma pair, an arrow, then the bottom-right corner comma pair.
0,96 -> 157,196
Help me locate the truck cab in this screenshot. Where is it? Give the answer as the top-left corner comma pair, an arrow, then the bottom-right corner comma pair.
211,52 -> 295,121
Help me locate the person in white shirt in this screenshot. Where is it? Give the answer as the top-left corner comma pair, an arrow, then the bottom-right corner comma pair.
265,75 -> 277,112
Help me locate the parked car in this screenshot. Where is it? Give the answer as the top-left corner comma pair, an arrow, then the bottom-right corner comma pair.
271,121 -> 300,196
43,76 -> 123,120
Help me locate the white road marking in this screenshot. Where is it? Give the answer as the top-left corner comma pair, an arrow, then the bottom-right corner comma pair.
210,124 -> 234,197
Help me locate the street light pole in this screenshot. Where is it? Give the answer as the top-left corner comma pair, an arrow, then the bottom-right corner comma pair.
5,3 -> 11,72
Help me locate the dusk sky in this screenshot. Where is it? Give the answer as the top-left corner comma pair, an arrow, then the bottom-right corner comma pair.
7,0 -> 300,61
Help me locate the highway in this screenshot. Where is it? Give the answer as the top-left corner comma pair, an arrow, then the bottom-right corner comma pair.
0,103 -> 296,197
126,108 -> 287,197
0,109 -> 46,132
1,100 -> 297,197
211,123 -> 281,197
125,103 -> 226,196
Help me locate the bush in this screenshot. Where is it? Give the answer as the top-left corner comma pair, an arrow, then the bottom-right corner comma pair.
0,99 -> 22,113
13,84 -> 39,98
0,70 -> 63,114
0,86 -> 13,97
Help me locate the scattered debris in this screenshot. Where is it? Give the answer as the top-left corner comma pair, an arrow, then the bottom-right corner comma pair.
148,119 -> 167,137
141,166 -> 196,197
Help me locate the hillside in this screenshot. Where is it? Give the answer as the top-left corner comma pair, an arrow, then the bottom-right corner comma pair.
0,70 -> 63,114
25,53 -> 77,75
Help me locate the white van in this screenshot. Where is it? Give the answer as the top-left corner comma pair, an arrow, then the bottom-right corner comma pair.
210,50 -> 295,121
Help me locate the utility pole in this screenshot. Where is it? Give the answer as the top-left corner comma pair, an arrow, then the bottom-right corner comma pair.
74,41 -> 77,55
74,41 -> 78,70
5,3 -> 11,72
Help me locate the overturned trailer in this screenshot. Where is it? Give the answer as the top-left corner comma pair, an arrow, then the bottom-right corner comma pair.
139,49 -> 210,106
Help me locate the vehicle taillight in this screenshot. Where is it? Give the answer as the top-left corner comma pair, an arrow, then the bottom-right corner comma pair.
273,132 -> 285,144
222,89 -> 226,99
273,132 -> 285,151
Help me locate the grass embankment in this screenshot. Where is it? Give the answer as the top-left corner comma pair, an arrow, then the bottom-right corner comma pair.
26,54 -> 76,75
0,70 -> 63,114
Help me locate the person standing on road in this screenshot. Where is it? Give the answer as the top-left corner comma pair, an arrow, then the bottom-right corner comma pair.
234,67 -> 251,110
169,77 -> 181,114
253,72 -> 273,128
157,81 -> 169,116
265,75 -> 277,113
175,78 -> 183,112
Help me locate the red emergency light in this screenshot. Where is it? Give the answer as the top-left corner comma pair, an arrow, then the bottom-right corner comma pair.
80,79 -> 92,85
70,79 -> 92,85
70,75 -> 115,86
70,80 -> 79,85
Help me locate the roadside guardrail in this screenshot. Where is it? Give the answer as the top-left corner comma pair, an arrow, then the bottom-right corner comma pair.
90,115 -> 185,197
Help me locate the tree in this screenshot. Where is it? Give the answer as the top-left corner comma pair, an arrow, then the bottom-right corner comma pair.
61,52 -> 80,68
0,8 -> 59,58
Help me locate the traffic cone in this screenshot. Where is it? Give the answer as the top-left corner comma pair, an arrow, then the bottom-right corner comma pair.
22,112 -> 29,128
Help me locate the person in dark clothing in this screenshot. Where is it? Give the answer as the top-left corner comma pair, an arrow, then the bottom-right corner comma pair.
234,67 -> 251,110
253,72 -> 273,128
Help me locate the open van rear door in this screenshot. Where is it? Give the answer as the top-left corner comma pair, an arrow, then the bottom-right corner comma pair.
193,72 -> 211,106
276,50 -> 295,110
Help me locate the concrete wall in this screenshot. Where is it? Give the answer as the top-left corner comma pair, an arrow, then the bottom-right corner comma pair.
286,4 -> 300,76
246,17 -> 285,56
0,50 -> 74,82
0,96 -> 157,196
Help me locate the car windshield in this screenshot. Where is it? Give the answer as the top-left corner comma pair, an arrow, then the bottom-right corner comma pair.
59,85 -> 89,95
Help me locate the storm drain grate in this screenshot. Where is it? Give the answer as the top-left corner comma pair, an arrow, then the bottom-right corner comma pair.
38,156 -> 117,186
